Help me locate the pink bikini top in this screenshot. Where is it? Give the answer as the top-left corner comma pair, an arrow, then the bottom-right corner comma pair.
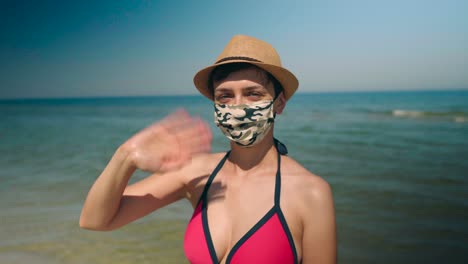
184,150 -> 298,263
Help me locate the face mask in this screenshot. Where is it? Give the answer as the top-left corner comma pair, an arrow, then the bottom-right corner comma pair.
214,100 -> 275,147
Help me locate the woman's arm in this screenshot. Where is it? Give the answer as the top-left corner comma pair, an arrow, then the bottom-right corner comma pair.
79,110 -> 211,231
301,178 -> 337,264
79,146 -> 137,230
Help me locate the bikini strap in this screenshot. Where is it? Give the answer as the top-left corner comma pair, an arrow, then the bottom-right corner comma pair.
274,147 -> 282,206
200,148 -> 281,206
272,146 -> 300,264
196,151 -> 230,206
274,137 -> 288,155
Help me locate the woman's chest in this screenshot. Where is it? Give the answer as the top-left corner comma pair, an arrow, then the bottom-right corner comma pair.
205,178 -> 303,263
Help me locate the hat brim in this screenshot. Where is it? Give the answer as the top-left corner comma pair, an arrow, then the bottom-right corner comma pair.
194,60 -> 298,101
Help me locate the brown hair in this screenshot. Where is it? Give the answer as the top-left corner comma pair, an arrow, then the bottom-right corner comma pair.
208,63 -> 283,99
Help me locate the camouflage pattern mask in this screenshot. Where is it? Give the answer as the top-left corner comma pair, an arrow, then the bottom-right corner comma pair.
214,100 -> 275,147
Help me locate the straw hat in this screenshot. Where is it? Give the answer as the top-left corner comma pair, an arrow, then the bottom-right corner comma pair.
194,35 -> 299,101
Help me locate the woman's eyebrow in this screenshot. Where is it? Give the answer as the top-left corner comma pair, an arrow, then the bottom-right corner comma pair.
244,85 -> 265,91
214,87 -> 232,93
214,85 -> 266,94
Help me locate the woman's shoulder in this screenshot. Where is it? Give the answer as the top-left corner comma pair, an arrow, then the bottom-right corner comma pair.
281,155 -> 333,209
180,152 -> 227,181
180,152 -> 228,206
190,151 -> 228,170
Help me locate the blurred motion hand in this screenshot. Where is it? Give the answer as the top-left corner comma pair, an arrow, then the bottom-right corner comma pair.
121,109 -> 212,172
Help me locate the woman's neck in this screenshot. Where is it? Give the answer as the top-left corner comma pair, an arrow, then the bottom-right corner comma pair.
227,134 -> 277,171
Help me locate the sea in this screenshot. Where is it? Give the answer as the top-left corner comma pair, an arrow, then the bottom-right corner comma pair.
0,90 -> 467,264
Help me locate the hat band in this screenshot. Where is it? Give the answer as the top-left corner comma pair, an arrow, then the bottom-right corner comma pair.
215,56 -> 262,64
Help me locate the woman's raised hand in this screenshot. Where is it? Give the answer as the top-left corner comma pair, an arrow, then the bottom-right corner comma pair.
121,109 -> 212,172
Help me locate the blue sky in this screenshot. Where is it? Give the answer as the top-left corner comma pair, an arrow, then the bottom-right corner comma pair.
1,0 -> 467,99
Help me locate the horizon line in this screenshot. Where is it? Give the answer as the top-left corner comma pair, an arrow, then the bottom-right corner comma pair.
1,88 -> 467,102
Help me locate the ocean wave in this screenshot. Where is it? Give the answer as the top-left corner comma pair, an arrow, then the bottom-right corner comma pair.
391,109 -> 468,123
392,109 -> 425,117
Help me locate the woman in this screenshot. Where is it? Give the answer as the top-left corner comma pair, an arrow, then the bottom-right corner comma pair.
80,35 -> 336,264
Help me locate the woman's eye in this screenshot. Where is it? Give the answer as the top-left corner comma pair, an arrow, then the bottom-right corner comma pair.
215,94 -> 232,101
248,92 -> 262,97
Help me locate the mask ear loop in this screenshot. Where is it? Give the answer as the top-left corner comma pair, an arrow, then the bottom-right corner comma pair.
272,90 -> 282,118
272,91 -> 287,155
273,88 -> 281,101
